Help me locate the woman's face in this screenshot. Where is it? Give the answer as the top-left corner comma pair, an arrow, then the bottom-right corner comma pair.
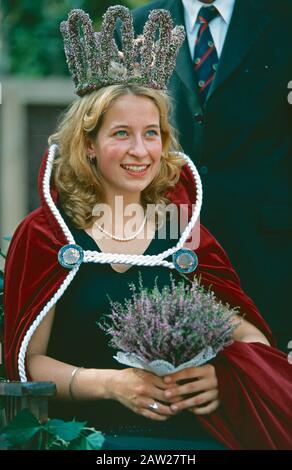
87,94 -> 163,202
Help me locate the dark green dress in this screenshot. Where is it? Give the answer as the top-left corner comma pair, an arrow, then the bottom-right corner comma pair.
48,208 -> 226,450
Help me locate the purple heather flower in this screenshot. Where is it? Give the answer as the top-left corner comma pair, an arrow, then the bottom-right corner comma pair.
99,276 -> 241,367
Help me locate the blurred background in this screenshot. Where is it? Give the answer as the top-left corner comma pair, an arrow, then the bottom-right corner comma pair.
0,0 -> 149,256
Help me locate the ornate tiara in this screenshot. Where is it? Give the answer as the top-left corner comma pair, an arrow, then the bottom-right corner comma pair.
60,5 -> 185,96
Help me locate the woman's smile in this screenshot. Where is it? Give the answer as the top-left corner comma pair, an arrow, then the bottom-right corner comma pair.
120,163 -> 151,177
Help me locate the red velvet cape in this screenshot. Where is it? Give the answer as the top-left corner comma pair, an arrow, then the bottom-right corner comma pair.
4,150 -> 292,449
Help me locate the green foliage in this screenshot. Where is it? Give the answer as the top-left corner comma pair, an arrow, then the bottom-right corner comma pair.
69,431 -> 105,450
1,408 -> 41,446
0,409 -> 105,450
44,417 -> 87,442
2,0 -> 148,77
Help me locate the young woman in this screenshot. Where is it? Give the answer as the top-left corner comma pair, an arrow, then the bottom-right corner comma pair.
4,7 -> 292,450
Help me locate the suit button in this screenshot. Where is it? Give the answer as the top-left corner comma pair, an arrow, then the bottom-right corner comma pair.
194,113 -> 204,125
200,166 -> 208,175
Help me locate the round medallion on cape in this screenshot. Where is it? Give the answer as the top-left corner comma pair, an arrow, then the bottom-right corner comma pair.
172,249 -> 198,273
58,244 -> 84,269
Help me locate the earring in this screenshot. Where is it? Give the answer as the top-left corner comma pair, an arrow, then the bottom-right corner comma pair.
87,155 -> 96,165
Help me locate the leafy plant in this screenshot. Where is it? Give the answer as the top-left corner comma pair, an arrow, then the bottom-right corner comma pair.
0,409 -> 105,450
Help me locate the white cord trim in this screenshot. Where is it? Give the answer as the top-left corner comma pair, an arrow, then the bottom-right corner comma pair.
83,151 -> 202,268
42,144 -> 75,245
45,146 -> 202,268
84,250 -> 175,269
18,144 -> 78,380
18,267 -> 79,381
18,145 -> 202,380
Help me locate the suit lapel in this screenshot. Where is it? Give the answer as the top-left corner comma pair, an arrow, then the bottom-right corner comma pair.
207,0 -> 272,101
168,0 -> 200,102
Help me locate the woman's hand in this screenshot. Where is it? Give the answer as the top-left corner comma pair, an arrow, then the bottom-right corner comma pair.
108,368 -> 175,421
163,364 -> 220,415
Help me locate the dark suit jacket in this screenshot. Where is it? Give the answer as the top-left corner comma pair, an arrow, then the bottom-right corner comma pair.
131,0 -> 292,350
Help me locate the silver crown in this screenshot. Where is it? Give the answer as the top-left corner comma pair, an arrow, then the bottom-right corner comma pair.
60,5 -> 185,95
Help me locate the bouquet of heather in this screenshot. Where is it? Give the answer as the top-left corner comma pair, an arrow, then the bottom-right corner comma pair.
100,277 -> 241,376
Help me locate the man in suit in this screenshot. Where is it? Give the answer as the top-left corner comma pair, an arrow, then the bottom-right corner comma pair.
131,0 -> 292,351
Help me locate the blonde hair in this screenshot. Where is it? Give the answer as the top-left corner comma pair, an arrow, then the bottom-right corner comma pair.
49,84 -> 184,229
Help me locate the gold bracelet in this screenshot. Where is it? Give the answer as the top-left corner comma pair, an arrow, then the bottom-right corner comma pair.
69,367 -> 84,401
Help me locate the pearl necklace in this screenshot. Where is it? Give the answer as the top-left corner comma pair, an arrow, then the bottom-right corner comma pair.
95,215 -> 148,242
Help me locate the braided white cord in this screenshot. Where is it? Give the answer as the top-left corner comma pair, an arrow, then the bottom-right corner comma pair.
168,151 -> 202,249
18,147 -> 202,378
43,144 -> 75,244
18,145 -> 79,380
84,151 -> 202,268
44,145 -> 202,268
18,267 -> 79,381
84,251 -> 175,268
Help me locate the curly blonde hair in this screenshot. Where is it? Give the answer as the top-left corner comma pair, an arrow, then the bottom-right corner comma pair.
49,84 -> 184,229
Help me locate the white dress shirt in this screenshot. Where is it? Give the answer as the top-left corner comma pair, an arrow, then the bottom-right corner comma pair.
181,0 -> 236,59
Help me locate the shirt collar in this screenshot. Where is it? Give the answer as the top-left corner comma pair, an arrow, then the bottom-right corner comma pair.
182,0 -> 236,34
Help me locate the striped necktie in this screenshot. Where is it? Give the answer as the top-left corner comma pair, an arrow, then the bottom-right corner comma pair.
194,5 -> 219,105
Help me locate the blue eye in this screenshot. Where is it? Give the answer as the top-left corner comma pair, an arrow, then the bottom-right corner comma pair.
146,129 -> 158,136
